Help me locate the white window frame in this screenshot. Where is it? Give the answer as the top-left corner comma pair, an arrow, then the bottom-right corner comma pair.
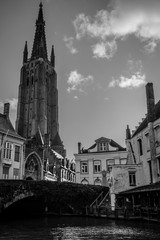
81,161 -> 88,174
93,160 -> 101,173
3,142 -> 12,160
14,145 -> 21,162
99,142 -> 107,151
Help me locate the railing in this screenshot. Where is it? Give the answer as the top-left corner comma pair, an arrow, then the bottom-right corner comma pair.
90,191 -> 104,208
98,191 -> 110,208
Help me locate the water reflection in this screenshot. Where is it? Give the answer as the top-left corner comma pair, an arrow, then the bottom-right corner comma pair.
0,216 -> 160,240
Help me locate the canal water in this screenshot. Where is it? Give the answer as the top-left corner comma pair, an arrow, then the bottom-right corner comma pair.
0,216 -> 160,240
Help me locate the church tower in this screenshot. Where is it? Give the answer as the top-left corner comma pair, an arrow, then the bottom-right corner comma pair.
16,3 -> 65,180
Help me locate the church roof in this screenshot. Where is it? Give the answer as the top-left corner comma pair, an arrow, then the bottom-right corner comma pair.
0,113 -> 24,140
52,132 -> 63,146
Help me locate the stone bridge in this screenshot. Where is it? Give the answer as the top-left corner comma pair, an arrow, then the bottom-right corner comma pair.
0,180 -> 108,218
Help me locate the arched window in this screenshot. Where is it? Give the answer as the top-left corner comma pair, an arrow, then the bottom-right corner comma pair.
25,154 -> 41,180
94,178 -> 102,186
81,178 -> 89,185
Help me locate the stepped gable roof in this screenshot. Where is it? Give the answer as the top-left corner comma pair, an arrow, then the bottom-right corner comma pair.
132,100 -> 160,137
119,181 -> 160,195
51,149 -> 63,159
0,113 -> 24,139
52,132 -> 63,146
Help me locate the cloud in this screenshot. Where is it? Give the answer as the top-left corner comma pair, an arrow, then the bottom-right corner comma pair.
73,0 -> 160,55
109,72 -> 146,89
144,41 -> 157,53
0,98 -> 18,110
67,70 -> 93,93
92,40 -> 117,59
64,36 -> 78,54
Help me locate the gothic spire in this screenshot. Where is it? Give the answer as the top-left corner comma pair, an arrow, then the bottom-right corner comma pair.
37,2 -> 44,24
23,41 -> 28,64
31,2 -> 48,60
50,45 -> 55,67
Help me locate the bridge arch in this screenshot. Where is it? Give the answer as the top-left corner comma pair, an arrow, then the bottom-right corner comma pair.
25,152 -> 43,180
2,193 -> 45,218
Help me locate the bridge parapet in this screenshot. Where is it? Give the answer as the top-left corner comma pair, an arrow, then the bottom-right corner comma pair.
0,180 -> 109,216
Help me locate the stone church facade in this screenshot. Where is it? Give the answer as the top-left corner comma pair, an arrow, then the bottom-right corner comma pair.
15,3 -> 75,181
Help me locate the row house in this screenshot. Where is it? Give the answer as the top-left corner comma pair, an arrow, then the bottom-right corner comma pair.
0,103 -> 25,179
126,82 -> 160,185
74,137 -> 141,208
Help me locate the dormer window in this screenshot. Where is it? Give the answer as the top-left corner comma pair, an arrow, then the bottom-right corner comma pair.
99,142 -> 107,151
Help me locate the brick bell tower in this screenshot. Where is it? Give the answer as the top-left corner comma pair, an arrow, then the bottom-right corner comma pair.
16,3 -> 65,180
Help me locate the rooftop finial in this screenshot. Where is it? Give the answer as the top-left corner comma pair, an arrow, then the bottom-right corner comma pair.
39,1 -> 43,8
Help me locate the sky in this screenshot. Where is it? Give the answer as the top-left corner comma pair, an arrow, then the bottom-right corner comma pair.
1,0 -> 160,159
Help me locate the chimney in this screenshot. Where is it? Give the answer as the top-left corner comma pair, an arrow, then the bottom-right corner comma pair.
146,83 -> 155,123
78,142 -> 81,154
3,103 -> 10,119
126,125 -> 131,140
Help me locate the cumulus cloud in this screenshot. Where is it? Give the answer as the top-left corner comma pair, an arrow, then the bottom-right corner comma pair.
109,72 -> 146,89
67,70 -> 93,93
73,0 -> 160,56
92,40 -> 117,59
0,98 -> 18,110
64,36 -> 78,54
144,41 -> 157,53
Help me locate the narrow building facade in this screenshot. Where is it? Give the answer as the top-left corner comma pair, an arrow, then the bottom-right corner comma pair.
126,83 -> 160,185
0,103 -> 25,179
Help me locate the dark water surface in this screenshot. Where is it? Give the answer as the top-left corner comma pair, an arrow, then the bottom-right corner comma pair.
0,216 -> 160,240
